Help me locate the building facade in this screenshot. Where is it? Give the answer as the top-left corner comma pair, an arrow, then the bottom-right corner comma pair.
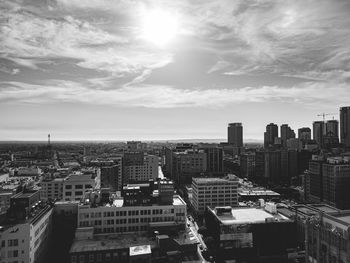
191,175 -> 238,214
228,123 -> 243,147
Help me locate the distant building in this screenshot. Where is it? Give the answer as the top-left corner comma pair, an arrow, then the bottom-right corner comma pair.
124,154 -> 158,183
281,124 -> 295,148
100,165 -> 122,192
298,127 -> 312,143
63,174 -> 96,201
191,175 -> 238,214
287,138 -> 302,151
313,121 -> 325,148
264,123 -> 278,148
40,177 -> 65,201
340,106 -> 350,147
227,123 -> 243,147
172,150 -> 207,184
240,153 -> 255,178
201,145 -> 223,174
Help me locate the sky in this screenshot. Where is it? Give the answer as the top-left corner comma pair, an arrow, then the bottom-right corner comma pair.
1,0 -> 350,141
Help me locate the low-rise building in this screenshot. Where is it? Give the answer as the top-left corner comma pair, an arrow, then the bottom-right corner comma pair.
40,178 -> 65,201
63,174 -> 96,201
204,204 -> 297,262
191,175 -> 238,214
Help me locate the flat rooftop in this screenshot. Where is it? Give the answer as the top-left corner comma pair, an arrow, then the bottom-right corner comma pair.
212,207 -> 290,225
70,233 -> 156,253
129,245 -> 151,256
192,177 -> 237,184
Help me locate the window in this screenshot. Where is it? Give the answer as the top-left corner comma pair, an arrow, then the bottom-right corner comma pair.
65,185 -> 72,189
97,254 -> 102,262
65,192 -> 72,196
75,185 -> 83,189
75,191 -> 83,196
71,256 -> 77,263
89,254 -> 94,262
79,255 -> 85,263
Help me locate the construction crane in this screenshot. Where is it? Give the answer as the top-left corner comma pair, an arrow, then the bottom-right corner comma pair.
317,113 -> 337,122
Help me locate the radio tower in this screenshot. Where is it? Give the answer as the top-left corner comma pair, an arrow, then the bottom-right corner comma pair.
48,134 -> 51,146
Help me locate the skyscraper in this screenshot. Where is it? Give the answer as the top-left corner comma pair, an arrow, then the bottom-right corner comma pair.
280,124 -> 295,147
325,120 -> 339,138
227,123 -> 243,147
298,127 -> 311,142
340,106 -> 350,147
313,121 -> 325,147
264,123 -> 278,148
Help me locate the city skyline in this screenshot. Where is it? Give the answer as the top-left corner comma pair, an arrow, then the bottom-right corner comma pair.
2,0 -> 350,141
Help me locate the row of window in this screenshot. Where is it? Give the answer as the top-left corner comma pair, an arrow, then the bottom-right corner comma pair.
65,184 -> 92,190
79,216 -> 177,227
71,251 -> 128,263
80,208 -> 176,219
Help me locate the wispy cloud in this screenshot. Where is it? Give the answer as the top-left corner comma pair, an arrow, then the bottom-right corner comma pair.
1,80 -> 349,109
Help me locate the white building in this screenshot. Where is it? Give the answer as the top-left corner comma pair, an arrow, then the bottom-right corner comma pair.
40,178 -> 65,201
77,191 -> 187,234
63,174 -> 96,201
0,196 -> 53,263
192,175 -> 239,214
124,155 -> 159,182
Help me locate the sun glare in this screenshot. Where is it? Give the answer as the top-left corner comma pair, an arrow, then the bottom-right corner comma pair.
140,9 -> 179,46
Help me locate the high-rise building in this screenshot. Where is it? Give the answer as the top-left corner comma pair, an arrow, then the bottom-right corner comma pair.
201,145 -> 223,174
324,120 -> 339,148
312,121 -> 325,147
124,154 -> 158,183
227,123 -> 243,147
280,124 -> 295,147
172,150 -> 207,184
298,127 -> 311,142
192,175 -> 238,214
240,153 -> 255,178
305,156 -> 350,209
264,123 -> 278,148
100,165 -> 121,191
326,120 -> 339,138
340,106 -> 350,147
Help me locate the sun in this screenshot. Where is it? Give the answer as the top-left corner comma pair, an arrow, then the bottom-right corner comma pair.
140,9 -> 179,46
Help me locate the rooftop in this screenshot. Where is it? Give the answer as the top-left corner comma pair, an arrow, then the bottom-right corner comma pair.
129,245 -> 151,256
70,233 -> 156,253
211,207 -> 290,225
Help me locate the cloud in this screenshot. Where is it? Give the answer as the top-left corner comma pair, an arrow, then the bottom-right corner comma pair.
1,80 -> 349,109
0,1 -> 173,76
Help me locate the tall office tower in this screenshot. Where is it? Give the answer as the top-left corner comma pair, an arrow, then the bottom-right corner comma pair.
325,120 -> 339,138
281,124 -> 295,147
298,127 -> 311,142
201,145 -> 223,174
227,123 -> 243,147
313,121 -> 325,148
240,153 -> 255,178
340,106 -> 350,147
264,123 -> 278,148
324,120 -> 339,148
100,165 -> 121,192
322,157 -> 350,209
